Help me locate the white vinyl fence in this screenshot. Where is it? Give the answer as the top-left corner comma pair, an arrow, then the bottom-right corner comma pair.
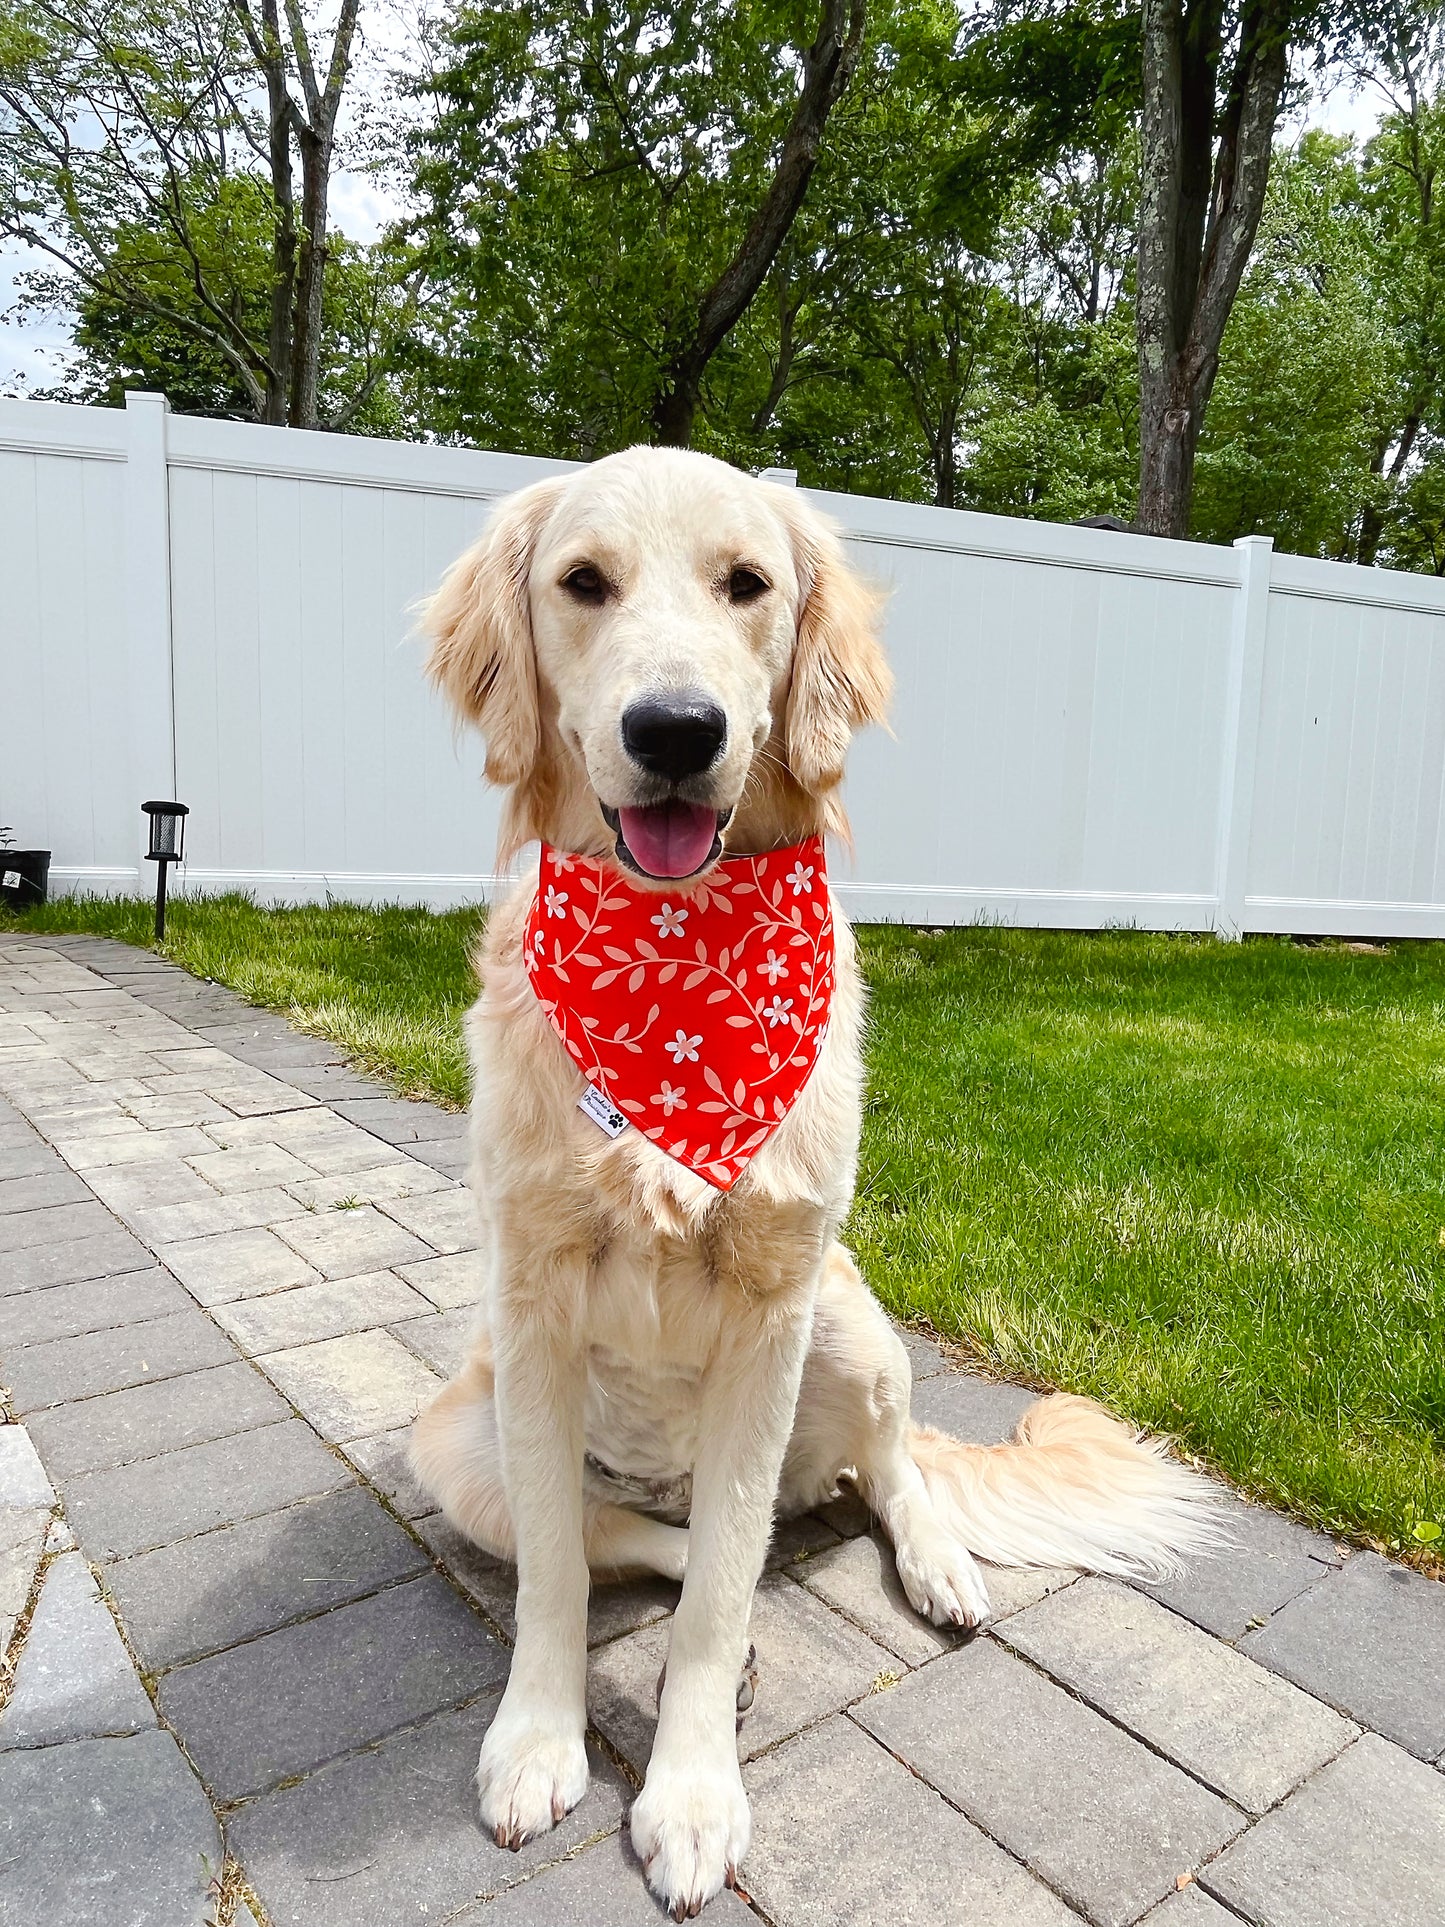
5,391 -> 1445,938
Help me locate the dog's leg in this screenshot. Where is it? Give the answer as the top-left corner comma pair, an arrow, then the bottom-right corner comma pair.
783,1245 -> 992,1628
475,1275 -> 592,1850
630,1286 -> 815,1920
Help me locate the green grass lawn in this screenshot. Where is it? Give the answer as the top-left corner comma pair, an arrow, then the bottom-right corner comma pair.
8,893 -> 1444,1561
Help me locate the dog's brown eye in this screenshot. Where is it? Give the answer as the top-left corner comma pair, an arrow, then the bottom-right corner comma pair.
728,567 -> 769,603
562,565 -> 606,603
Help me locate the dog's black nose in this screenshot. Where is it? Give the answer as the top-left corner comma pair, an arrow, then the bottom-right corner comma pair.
621,693 -> 727,780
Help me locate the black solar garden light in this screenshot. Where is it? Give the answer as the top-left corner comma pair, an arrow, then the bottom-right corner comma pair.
142,801 -> 188,940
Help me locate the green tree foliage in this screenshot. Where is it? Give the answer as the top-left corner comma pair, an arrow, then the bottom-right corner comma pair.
0,0 -> 418,426
1193,133 -> 1397,554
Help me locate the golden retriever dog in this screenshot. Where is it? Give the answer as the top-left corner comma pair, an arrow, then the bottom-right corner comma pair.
411,446 -> 1217,1919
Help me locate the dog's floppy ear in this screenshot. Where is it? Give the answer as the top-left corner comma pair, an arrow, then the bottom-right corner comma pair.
777,492 -> 892,798
424,476 -> 565,788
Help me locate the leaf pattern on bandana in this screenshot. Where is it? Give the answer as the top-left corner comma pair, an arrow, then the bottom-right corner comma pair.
523,835 -> 834,1190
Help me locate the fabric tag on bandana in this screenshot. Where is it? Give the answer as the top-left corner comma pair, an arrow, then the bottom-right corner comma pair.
525,834 -> 834,1190
578,1083 -> 631,1138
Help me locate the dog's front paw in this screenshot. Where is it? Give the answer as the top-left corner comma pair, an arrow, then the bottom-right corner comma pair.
631,1753 -> 750,1920
477,1704 -> 589,1850
894,1527 -> 992,1630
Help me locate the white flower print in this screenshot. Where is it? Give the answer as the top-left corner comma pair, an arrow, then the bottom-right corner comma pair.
544,884 -> 569,918
763,995 -> 794,1028
665,1030 -> 703,1064
784,860 -> 814,896
652,902 -> 688,939
760,949 -> 789,985
651,1081 -> 686,1116
533,929 -> 545,952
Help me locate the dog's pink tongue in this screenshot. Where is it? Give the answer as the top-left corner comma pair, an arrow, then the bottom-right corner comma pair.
619,802 -> 718,878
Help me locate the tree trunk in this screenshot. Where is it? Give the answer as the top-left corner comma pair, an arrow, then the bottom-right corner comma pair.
1357,412 -> 1421,567
282,0 -> 358,427
652,0 -> 866,444
254,0 -> 296,425
289,127 -> 330,426
1135,0 -> 1290,537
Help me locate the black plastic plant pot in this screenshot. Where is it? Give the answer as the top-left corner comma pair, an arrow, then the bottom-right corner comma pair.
0,851 -> 51,910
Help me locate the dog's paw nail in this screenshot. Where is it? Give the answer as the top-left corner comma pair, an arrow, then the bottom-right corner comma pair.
493,1824 -> 508,1849
725,1863 -> 737,1888
671,1903 -> 687,1923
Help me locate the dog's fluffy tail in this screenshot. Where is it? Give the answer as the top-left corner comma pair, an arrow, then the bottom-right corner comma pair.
908,1393 -> 1224,1581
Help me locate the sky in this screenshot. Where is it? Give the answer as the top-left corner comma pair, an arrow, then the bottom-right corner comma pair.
0,59 -> 1391,401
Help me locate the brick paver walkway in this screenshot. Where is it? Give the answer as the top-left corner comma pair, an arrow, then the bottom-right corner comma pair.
1,931 -> 1442,1926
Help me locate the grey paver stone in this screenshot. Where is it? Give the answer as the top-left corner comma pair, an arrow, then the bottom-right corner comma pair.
128,1186 -> 310,1243
896,1325 -> 949,1381
81,1155 -> 218,1219
160,1226 -> 321,1305
404,1138 -> 469,1179
231,1700 -> 628,1927
0,1552 -> 155,1747
284,1161 -> 450,1212
1241,1551 -> 1445,1759
395,1306 -> 474,1377
335,1098 -> 466,1142
589,1571 -> 893,1774
0,1197 -> 111,1253
1139,1888 -> 1240,1924
1141,1488 -> 1345,1638
0,1169 -> 91,1213
280,1065 -> 396,1101
53,1124 -> 217,1169
395,1249 -> 483,1310
0,1141 -> 65,1183
909,1370 -> 1040,1444
158,1572 -> 509,1798
464,1831 -> 751,1924
763,1509 -> 843,1569
0,1265 -> 189,1350
0,1426 -> 53,1509
0,1730 -> 222,1927
1001,1578 -> 1356,1812
121,1091 -> 234,1129
854,1637 -> 1241,1927
743,1713 -> 1075,1927
217,1114 -> 397,1176
379,1187 -> 479,1253
26,1358 -> 291,1478
5,1306 -> 237,1412
62,1417 -> 352,1560
185,1142 -> 321,1193
0,1506 -> 49,1650
213,1270 -> 432,1354
206,1078 -> 320,1117
107,1485 -> 430,1669
412,1514 -> 517,1636
1202,1732 -> 1445,1927
0,1224 -> 156,1294
799,1530 -> 1074,1662
274,1205 -> 434,1280
260,1329 -> 442,1442
345,1426 -> 440,1518
797,1530 -> 960,1664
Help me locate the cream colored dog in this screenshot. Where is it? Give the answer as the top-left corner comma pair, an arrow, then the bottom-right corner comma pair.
412,446 -> 1216,1919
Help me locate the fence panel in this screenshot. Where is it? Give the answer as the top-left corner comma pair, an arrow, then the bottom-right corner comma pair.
1246,556 -> 1445,936
4,393 -> 1445,938
0,401 -> 133,890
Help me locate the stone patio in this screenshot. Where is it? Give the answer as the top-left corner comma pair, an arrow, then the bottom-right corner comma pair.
1,929 -> 1442,1926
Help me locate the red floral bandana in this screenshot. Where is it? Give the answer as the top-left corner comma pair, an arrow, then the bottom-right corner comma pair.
523,835 -> 834,1190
